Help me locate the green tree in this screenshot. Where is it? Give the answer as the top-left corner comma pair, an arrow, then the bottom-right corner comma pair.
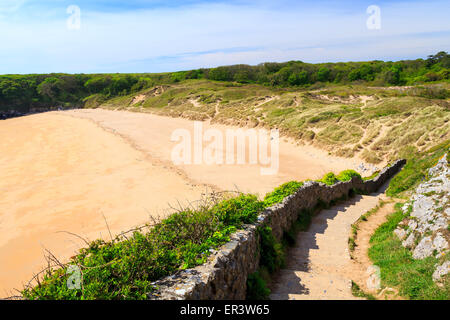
288,70 -> 309,86
317,67 -> 330,82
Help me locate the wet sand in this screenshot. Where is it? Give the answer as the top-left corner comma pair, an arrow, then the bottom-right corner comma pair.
0,109 -> 367,296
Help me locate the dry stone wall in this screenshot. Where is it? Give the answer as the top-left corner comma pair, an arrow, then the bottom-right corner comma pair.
148,159 -> 406,300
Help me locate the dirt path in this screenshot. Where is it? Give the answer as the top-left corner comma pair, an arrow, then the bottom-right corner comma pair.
270,184 -> 390,300
348,200 -> 404,300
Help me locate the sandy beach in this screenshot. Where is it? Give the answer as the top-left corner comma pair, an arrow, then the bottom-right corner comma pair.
0,109 -> 368,296
63,109 -> 369,195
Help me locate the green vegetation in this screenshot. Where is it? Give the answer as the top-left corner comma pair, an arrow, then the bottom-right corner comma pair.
0,73 -> 168,115
22,194 -> 262,300
23,164 -> 374,300
246,271 -> 271,300
349,199 -> 387,254
20,174 -> 307,300
263,181 -> 304,207
314,170 -> 361,186
351,281 -> 376,300
318,172 -> 339,185
363,171 -> 380,181
111,79 -> 448,164
337,170 -> 362,182
386,140 -> 450,197
258,226 -> 286,273
246,225 -> 287,300
1,52 -> 449,118
368,203 -> 449,299
202,51 -> 450,87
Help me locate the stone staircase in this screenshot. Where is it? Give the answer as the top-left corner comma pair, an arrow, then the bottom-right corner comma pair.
269,194 -> 383,300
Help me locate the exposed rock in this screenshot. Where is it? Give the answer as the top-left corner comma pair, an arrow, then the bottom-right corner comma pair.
394,228 -> 407,241
408,220 -> 418,231
432,261 -> 450,282
413,236 -> 434,259
433,233 -> 449,253
398,154 -> 449,282
403,233 -> 416,249
357,163 -> 379,176
402,203 -> 411,213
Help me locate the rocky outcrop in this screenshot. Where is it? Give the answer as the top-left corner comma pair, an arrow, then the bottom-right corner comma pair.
395,154 -> 449,283
148,159 -> 406,300
0,106 -> 77,120
0,110 -> 25,120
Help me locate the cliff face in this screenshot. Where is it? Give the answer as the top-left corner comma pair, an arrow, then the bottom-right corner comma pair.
395,154 -> 450,282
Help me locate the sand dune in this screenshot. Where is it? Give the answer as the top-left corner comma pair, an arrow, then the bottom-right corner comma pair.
0,109 -> 368,296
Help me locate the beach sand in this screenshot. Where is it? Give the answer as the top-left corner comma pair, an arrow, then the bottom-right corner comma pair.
0,109 -> 368,296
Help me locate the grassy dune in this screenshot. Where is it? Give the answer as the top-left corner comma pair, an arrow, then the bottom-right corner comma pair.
92,79 -> 449,167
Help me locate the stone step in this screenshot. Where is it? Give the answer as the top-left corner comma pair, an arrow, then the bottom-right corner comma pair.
269,192 -> 383,300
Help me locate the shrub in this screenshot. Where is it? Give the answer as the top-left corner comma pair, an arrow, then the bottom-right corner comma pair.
318,172 -> 338,185
258,226 -> 285,273
263,181 -> 303,207
337,169 -> 362,182
22,194 -> 262,300
212,194 -> 264,227
246,271 -> 271,300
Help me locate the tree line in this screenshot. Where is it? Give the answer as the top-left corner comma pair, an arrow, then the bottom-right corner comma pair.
1,52 -> 448,115
187,51 -> 449,86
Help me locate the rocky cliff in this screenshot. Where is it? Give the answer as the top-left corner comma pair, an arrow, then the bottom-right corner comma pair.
394,154 -> 449,283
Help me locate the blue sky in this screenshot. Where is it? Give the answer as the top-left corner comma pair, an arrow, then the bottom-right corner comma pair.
0,0 -> 449,74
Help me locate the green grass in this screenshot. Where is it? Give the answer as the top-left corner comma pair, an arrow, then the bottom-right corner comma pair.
386,140 -> 450,197
363,171 -> 380,181
263,181 -> 304,207
351,281 -> 376,300
368,203 -> 449,300
349,199 -> 387,255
